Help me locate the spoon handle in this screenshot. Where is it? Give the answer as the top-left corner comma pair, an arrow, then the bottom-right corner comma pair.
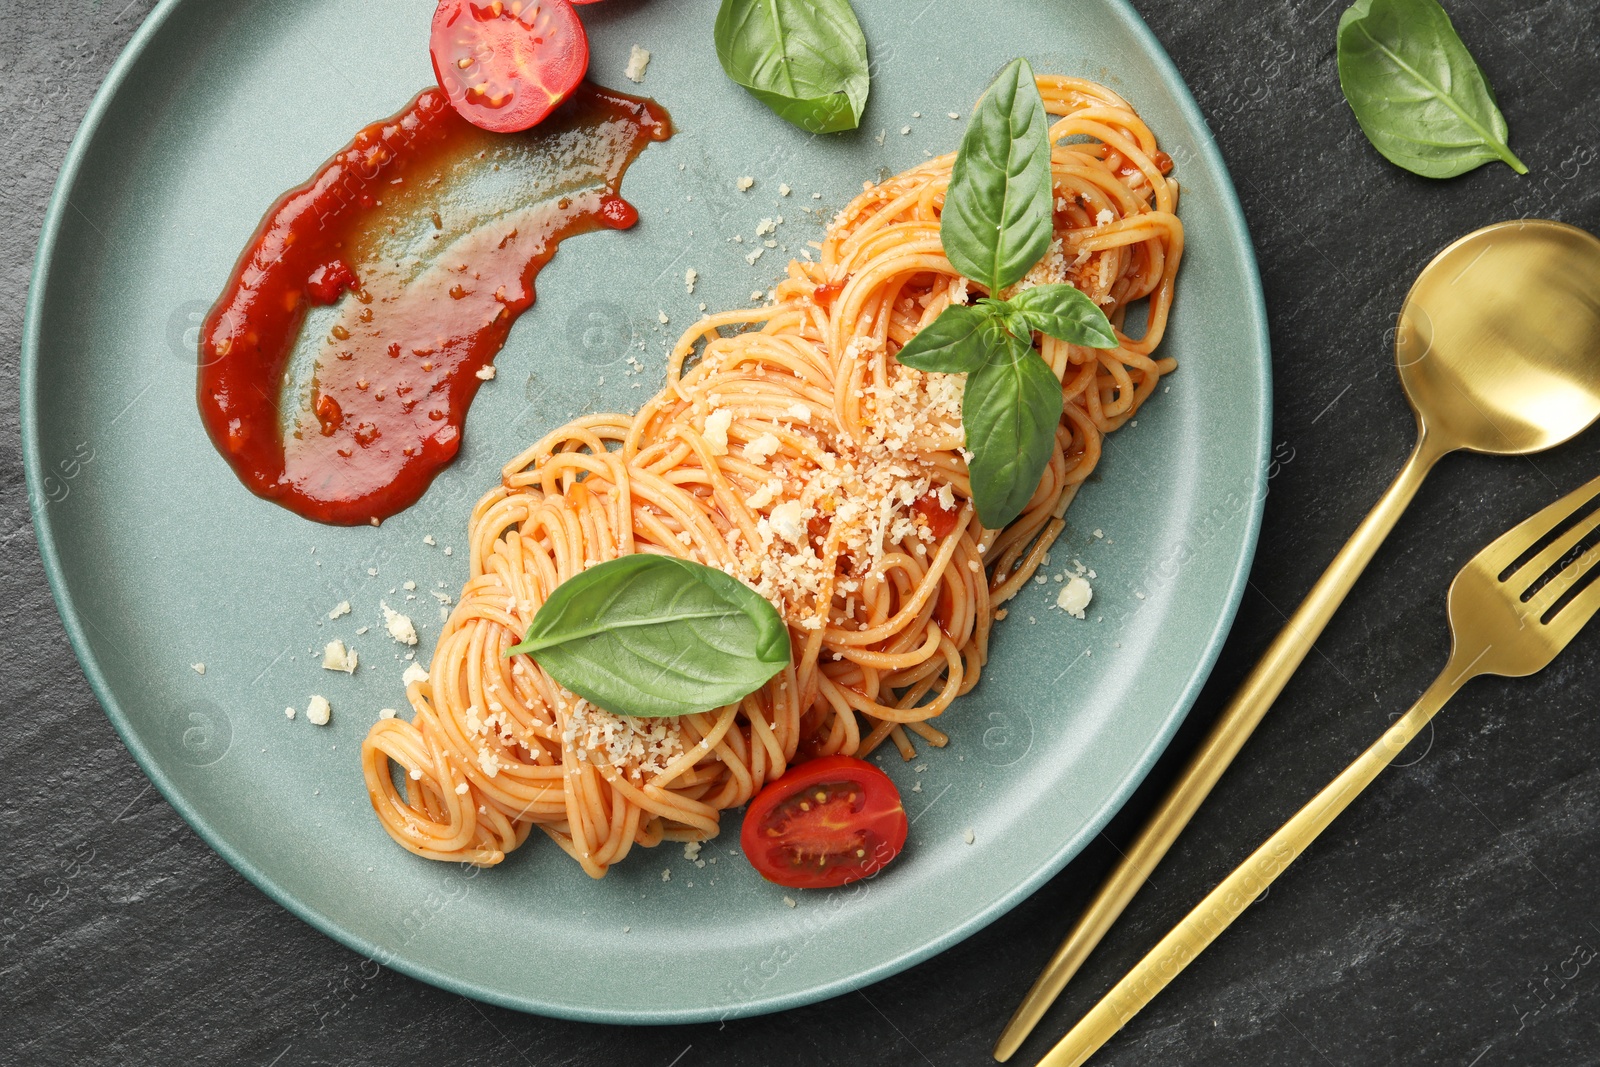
993,428 -> 1450,1062
1035,666 -> 1467,1067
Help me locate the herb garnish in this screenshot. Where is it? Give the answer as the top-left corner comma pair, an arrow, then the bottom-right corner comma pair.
507,555 -> 791,719
1337,0 -> 1527,178
896,58 -> 1118,530
714,0 -> 870,135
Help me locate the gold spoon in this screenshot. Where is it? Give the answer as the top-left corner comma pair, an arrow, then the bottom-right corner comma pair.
996,218 -> 1600,1062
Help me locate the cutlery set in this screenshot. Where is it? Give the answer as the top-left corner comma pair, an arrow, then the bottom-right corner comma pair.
998,219 -> 1600,1065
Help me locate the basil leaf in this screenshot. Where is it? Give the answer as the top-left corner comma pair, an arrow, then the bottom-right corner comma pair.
713,0 -> 870,135
941,57 -> 1054,294
507,555 -> 790,719
963,333 -> 1064,529
1337,0 -> 1527,178
1010,284 -> 1119,348
895,304 -> 998,373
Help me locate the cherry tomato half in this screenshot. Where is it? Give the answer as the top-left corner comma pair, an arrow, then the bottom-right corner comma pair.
429,0 -> 590,133
740,755 -> 909,889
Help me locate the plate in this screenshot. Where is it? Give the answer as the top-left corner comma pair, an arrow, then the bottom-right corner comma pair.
23,0 -> 1269,1023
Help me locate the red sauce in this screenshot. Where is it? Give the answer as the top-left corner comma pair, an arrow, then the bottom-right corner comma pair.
911,490 -> 960,539
811,279 -> 846,310
199,83 -> 671,525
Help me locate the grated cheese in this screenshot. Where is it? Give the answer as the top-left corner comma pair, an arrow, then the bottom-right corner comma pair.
703,408 -> 732,454
321,639 -> 358,674
743,432 -> 782,465
1057,576 -> 1093,619
381,602 -> 418,646
624,44 -> 651,83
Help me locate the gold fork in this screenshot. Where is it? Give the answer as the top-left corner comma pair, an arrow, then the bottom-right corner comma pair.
1037,472 -> 1600,1067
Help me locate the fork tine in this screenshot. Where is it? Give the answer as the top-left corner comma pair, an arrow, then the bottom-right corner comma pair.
1525,537 -> 1600,618
1536,550 -> 1600,645
1509,499 -> 1600,598
1475,472 -> 1600,578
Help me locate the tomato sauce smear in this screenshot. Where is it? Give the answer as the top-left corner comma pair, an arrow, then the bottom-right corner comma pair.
199,83 -> 671,525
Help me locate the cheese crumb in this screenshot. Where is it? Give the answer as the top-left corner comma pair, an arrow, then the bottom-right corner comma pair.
703,408 -> 733,454
782,895 -> 797,908
683,840 -> 703,861
769,501 -> 806,545
743,432 -> 782,465
306,695 -> 331,726
778,183 -> 791,196
322,639 -> 358,674
474,364 -> 496,380
423,535 -> 437,546
685,267 -> 698,294
756,217 -> 776,236
737,176 -> 754,191
455,781 -> 470,795
381,602 -> 418,645
662,869 -> 672,882
948,111 -> 961,119
402,663 -> 430,686
284,706 -> 296,720
190,663 -> 206,675
963,828 -> 976,845
744,481 -> 780,510
624,44 -> 651,83
1057,576 -> 1093,619
328,600 -> 351,619
379,708 -> 397,719
745,246 -> 764,265
658,310 -> 670,325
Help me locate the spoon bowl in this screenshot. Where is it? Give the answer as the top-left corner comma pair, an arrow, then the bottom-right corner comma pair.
1398,219 -> 1600,455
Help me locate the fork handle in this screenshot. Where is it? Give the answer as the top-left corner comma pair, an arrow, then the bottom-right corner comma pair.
994,430 -> 1450,1062
1036,666 -> 1468,1067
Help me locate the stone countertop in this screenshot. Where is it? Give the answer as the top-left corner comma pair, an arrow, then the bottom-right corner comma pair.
3,1 -> 1597,1064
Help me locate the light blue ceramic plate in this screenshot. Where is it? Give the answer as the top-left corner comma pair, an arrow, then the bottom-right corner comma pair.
23,0 -> 1270,1023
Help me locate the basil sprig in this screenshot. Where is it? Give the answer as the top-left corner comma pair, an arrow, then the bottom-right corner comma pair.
1337,0 -> 1527,178
941,58 -> 1055,295
713,0 -> 870,135
506,555 -> 790,719
897,58 -> 1118,530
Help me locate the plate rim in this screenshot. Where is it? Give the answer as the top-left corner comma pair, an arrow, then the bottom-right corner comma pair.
21,0 -> 1272,1024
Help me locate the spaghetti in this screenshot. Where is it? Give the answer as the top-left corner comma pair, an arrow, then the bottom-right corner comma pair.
361,75 -> 1184,875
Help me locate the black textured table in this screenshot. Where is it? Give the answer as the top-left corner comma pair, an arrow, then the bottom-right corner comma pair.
5,2 -> 1598,1064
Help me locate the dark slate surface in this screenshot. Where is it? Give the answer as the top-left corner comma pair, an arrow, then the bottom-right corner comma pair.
4,1 -> 1598,1064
